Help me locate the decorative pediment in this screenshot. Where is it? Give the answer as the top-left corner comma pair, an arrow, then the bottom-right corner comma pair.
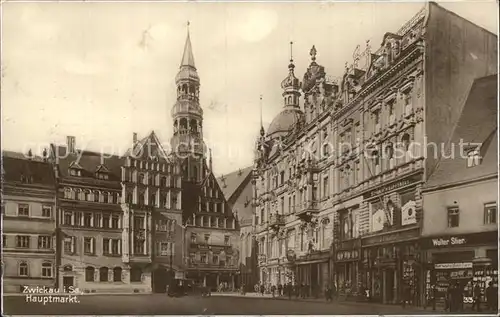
302,46 -> 326,93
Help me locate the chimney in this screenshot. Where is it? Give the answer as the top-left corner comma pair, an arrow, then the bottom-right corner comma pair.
133,132 -> 138,145
66,136 -> 76,154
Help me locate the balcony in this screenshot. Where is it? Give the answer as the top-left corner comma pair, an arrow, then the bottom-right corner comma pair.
295,201 -> 319,222
269,213 -> 285,232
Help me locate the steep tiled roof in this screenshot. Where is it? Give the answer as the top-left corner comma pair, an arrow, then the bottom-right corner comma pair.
217,166 -> 254,224
217,166 -> 253,202
425,75 -> 498,189
123,131 -> 170,161
2,156 -> 56,186
51,145 -> 124,187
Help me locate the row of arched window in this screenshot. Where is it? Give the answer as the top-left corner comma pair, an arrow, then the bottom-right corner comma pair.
64,188 -> 119,204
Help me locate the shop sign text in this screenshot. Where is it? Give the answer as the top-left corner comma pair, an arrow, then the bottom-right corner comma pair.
432,236 -> 467,247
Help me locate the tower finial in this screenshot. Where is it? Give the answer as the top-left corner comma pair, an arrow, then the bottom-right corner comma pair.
310,45 -> 317,62
259,95 -> 265,136
290,41 -> 294,63
180,21 -> 196,68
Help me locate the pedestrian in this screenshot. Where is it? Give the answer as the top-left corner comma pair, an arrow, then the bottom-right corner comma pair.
332,282 -> 337,300
287,282 -> 292,300
278,283 -> 283,297
471,282 -> 482,312
271,284 -> 276,298
301,283 -> 306,299
445,283 -> 452,312
260,283 -> 265,296
429,283 -> 438,311
402,284 -> 410,308
295,283 -> 300,299
325,285 -> 332,302
486,282 -> 496,312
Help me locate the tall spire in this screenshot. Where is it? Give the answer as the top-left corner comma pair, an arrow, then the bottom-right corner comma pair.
180,21 -> 196,69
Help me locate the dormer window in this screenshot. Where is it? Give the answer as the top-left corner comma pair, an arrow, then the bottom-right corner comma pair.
466,147 -> 481,168
96,172 -> 109,180
69,169 -> 82,177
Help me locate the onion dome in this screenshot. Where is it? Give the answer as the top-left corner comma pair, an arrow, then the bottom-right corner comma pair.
267,42 -> 304,139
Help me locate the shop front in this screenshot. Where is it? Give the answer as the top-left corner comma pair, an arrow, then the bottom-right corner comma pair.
361,227 -> 421,304
361,174 -> 423,305
295,250 -> 330,297
421,230 -> 498,309
334,238 -> 361,297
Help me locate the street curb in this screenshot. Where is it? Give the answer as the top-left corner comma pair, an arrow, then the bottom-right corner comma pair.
210,294 -> 431,311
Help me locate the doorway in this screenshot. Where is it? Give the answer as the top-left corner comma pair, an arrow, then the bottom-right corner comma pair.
152,267 -> 169,293
63,276 -> 74,292
384,269 -> 395,304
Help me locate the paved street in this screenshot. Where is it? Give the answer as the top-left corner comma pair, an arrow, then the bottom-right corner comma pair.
3,293 -> 443,315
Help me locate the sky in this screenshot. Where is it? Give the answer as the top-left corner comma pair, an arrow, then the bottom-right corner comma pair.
1,1 -> 498,176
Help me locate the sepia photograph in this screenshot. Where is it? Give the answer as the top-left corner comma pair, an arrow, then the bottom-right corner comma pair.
1,0 -> 498,315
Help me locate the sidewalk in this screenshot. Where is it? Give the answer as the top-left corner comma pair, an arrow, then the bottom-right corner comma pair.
211,292 -> 432,311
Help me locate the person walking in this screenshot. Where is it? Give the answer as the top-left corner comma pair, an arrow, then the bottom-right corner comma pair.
271,284 -> 276,298
278,283 -> 283,297
260,283 -> 265,296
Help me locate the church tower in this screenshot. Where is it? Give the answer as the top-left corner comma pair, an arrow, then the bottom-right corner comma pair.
170,23 -> 206,183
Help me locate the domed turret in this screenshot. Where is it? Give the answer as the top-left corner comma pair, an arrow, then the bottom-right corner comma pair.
267,42 -> 304,139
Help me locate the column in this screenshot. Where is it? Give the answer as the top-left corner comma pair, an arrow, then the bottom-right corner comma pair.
216,274 -> 220,287
232,275 -> 235,289
203,275 -> 207,287
382,270 -> 387,304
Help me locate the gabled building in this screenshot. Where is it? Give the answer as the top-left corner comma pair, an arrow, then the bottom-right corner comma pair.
120,131 -> 184,293
252,2 -> 497,303
217,167 -> 258,290
2,153 -> 57,293
420,74 -> 498,306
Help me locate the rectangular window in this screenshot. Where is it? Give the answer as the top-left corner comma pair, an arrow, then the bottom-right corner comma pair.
160,242 -> 169,256
447,207 -> 460,228
16,235 -> 30,248
103,213 -> 111,229
484,203 -> 497,224
42,263 -> 53,277
18,204 -> 29,217
323,176 -> 329,198
74,212 -> 82,226
42,205 -> 52,218
111,215 -> 119,229
134,239 -> 144,254
38,235 -> 52,249
64,211 -> 71,226
103,238 -> 110,254
2,234 -> 6,248
134,216 -> 144,230
84,237 -> 95,255
111,239 -> 120,255
201,253 -> 207,264
94,213 -> 101,228
204,234 -> 210,244
84,213 -> 92,227
191,233 -> 197,243
280,197 -> 284,214
64,237 -> 75,254
224,235 -> 230,246
212,255 -> 219,264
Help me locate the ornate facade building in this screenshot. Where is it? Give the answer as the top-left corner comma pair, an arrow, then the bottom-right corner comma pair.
2,155 -> 57,293
252,2 -> 497,303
